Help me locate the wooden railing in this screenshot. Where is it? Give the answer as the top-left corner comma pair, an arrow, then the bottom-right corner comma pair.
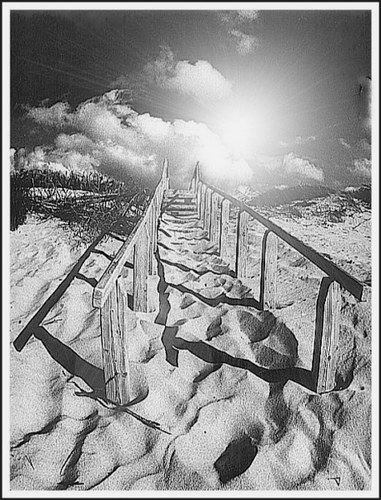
92,159 -> 169,404
190,163 -> 365,393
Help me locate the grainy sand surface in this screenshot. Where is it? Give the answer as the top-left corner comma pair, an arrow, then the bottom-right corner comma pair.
9,193 -> 372,491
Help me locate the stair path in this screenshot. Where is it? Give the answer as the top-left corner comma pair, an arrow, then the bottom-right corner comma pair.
154,189 -> 300,379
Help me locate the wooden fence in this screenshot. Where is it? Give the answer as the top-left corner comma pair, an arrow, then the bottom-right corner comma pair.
92,160 -> 169,405
190,163 -> 364,394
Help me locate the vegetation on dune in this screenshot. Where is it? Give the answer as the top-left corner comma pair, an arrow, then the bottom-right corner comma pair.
10,168 -> 151,245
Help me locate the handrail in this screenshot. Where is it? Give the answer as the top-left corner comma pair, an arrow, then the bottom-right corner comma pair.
92,159 -> 169,309
191,166 -> 364,301
190,163 -> 366,393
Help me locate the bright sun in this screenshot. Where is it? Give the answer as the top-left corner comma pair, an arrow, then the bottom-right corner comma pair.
218,115 -> 257,156
210,105 -> 268,158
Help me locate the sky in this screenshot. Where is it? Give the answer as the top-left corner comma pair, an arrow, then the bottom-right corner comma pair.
9,6 -> 374,189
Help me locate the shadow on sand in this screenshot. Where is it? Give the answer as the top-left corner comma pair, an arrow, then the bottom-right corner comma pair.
154,251 -> 316,391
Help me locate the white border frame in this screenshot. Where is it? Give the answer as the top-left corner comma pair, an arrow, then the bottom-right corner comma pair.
2,2 -> 379,498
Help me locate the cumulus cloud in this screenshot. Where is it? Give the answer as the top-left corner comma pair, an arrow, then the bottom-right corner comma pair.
144,46 -> 232,104
280,135 -> 316,148
24,93 -> 252,188
218,10 -> 261,55
237,10 -> 260,21
282,153 -> 324,182
21,144 -> 99,173
219,10 -> 260,25
26,102 -> 72,128
229,30 -> 260,55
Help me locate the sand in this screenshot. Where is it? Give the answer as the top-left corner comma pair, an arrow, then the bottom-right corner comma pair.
8,190 -> 372,492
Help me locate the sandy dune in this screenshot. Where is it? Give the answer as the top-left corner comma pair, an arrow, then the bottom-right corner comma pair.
9,191 -> 372,491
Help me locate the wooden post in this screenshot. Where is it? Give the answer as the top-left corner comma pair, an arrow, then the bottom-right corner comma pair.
200,184 -> 206,223
147,208 -> 154,276
197,182 -> 202,219
210,193 -> 219,247
163,158 -> 169,189
191,162 -> 200,193
314,278 -> 341,393
133,225 -> 149,312
204,188 -> 212,238
236,210 -> 249,278
260,230 -> 278,310
220,199 -> 230,261
100,280 -> 131,405
151,197 -> 158,275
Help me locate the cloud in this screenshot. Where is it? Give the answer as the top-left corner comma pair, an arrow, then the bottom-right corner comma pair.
229,30 -> 260,55
22,144 -> 99,173
218,10 -> 261,55
219,10 -> 260,26
354,137 -> 371,157
352,158 -> 371,179
339,138 -> 351,149
26,102 -> 72,128
24,93 -> 252,188
282,153 -> 324,182
144,46 -> 232,103
280,136 -> 316,147
237,10 -> 260,21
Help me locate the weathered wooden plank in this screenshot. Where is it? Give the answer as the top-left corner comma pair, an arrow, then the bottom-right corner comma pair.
100,290 -> 118,403
204,188 -> 212,238
133,225 -> 149,312
201,181 -> 364,301
151,196 -> 158,275
147,207 -> 154,275
210,192 -> 219,247
236,210 -> 249,278
197,182 -> 202,219
315,280 -> 341,393
93,175 -> 167,309
190,162 -> 200,192
93,208 -> 150,308
220,199 -> 230,262
261,231 -> 278,310
199,184 -> 206,223
115,279 -> 131,404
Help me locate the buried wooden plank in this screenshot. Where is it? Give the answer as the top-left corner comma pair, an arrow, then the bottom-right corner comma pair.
220,198 -> 230,262
133,224 -> 150,312
236,210 -> 249,278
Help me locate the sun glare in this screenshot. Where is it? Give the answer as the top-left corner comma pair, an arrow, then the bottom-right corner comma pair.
209,101 -> 277,158
218,114 -> 258,156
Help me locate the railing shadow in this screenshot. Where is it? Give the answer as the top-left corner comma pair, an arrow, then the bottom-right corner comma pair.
154,250 -> 332,393
33,325 -> 106,397
159,255 -> 236,279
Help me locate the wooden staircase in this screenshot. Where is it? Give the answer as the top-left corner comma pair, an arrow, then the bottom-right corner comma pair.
164,189 -> 198,219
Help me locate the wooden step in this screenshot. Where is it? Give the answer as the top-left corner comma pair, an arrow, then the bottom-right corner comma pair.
166,210 -> 198,217
167,203 -> 197,211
